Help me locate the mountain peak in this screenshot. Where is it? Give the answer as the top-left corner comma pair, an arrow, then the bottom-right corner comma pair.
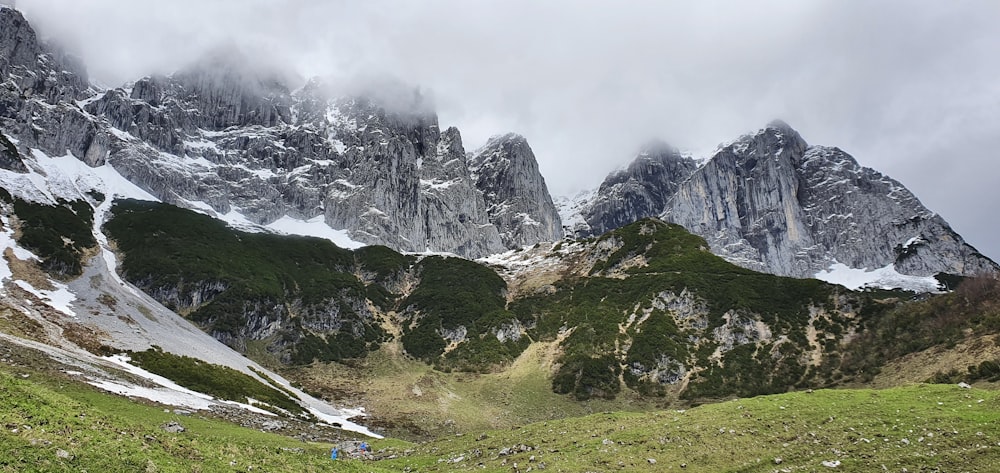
0,6 -> 41,73
765,118 -> 793,132
573,122 -> 996,282
636,138 -> 680,157
469,132 -> 563,248
719,119 -> 808,159
471,133 -> 531,168
482,132 -> 528,148
762,119 -> 808,150
580,139 -> 699,237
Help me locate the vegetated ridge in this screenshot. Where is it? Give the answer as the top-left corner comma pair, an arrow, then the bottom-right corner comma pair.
102,199 -> 999,408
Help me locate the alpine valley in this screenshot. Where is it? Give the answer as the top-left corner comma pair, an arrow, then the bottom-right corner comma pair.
2,6 -> 1000,472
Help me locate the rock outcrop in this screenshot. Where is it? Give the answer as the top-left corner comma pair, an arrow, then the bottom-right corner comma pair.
469,133 -> 562,248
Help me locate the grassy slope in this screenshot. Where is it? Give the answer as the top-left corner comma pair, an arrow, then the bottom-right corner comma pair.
826,276 -> 1000,386
293,340 -> 660,441
0,367 -> 402,473
9,355 -> 997,472
384,383 -> 1000,472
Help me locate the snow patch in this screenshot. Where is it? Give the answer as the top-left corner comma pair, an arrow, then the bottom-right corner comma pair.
330,140 -> 346,154
0,215 -> 34,282
0,148 -> 160,316
107,127 -> 137,142
814,263 -> 940,292
0,148 -> 157,205
420,178 -> 457,190
95,355 -> 275,415
903,236 -> 926,249
183,139 -> 219,152
89,354 -> 380,437
14,280 -> 77,317
553,189 -> 596,230
266,215 -> 365,249
233,164 -> 276,180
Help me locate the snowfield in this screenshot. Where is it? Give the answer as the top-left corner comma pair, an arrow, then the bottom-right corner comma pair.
814,262 -> 941,293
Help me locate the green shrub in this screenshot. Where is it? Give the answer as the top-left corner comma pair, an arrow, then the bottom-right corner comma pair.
105,200 -> 391,363
400,316 -> 447,361
402,256 -> 508,331
128,348 -> 304,414
552,354 -> 622,401
13,198 -> 96,277
399,256 -> 529,368
355,245 -> 415,280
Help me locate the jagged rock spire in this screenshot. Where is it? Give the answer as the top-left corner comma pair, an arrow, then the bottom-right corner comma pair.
469,133 -> 563,249
581,140 -> 698,236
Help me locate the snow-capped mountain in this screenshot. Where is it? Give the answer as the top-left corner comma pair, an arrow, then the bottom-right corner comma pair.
0,6 -> 556,259
570,120 -> 997,283
2,4 -> 993,286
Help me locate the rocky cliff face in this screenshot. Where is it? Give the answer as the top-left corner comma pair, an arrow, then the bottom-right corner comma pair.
664,121 -> 813,276
469,133 -> 563,248
2,7 -> 991,277
0,8 -> 565,258
84,62 -> 510,257
663,120 -> 996,277
580,140 -> 698,237
577,120 -> 997,279
0,7 -> 103,166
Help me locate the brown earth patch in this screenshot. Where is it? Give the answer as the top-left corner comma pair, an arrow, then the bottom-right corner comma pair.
0,300 -> 48,342
3,247 -> 54,290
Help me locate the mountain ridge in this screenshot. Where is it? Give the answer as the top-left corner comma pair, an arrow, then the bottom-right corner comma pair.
2,6 -> 992,285
0,6 -> 558,260
565,121 -> 997,284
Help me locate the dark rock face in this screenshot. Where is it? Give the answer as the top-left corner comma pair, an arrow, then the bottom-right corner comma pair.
0,7 -> 90,103
577,120 -> 997,278
0,131 -> 24,171
0,7 -> 100,163
469,133 -> 563,249
581,140 -> 698,236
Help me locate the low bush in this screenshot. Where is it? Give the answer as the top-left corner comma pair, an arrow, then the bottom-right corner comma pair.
128,348 -> 304,414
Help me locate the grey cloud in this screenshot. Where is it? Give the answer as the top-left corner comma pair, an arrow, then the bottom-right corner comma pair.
18,0 -> 1000,260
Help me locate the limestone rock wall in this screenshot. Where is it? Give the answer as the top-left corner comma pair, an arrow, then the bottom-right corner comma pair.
469,133 -> 563,249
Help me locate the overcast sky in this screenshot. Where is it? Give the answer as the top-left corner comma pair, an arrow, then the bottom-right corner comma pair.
18,0 -> 1000,260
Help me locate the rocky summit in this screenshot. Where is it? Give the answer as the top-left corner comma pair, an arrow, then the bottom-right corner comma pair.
577,139 -> 699,237
469,133 -> 563,248
0,6 -> 556,258
571,120 -> 997,279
